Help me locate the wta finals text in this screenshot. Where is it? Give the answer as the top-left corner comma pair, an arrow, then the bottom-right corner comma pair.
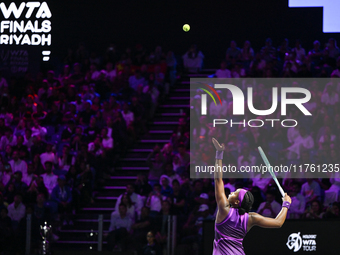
195,164 -> 340,175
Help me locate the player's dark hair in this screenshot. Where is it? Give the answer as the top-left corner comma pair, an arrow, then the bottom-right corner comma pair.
238,191 -> 254,215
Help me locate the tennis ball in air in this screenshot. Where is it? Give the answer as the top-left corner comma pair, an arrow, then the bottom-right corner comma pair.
183,24 -> 190,32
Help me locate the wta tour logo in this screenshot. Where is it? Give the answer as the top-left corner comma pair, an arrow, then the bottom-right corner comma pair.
197,83 -> 312,128
286,232 -> 317,252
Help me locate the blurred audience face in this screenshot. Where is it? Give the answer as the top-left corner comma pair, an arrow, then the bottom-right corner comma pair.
119,204 -> 127,217
126,184 -> 134,195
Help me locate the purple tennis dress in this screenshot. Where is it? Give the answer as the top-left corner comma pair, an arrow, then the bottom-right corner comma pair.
213,207 -> 249,255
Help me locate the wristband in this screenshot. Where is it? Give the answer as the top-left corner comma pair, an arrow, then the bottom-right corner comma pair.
216,150 -> 224,160
282,201 -> 291,210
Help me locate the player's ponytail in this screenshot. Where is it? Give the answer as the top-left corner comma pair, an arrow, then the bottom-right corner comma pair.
238,191 -> 254,215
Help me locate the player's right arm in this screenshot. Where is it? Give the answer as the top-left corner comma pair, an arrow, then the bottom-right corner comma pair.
212,138 -> 228,210
247,193 -> 291,231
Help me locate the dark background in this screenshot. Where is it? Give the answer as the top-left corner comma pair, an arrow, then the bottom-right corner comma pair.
1,0 -> 340,68
203,220 -> 340,255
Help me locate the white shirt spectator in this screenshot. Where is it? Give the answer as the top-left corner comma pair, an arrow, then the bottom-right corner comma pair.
22,173 -> 36,186
215,69 -> 231,78
143,86 -> 159,104
257,200 -> 281,218
321,92 -> 339,105
8,202 -> 26,221
58,156 -> 76,171
288,193 -> 306,219
0,171 -> 11,186
88,142 -> 103,156
0,135 -> 17,151
121,111 -> 134,127
40,152 -> 57,168
287,134 -> 314,159
9,159 -> 27,175
112,204 -> 135,222
109,212 -> 133,232
102,137 -> 113,149
23,136 -> 34,149
287,126 -> 300,144
148,194 -> 162,212
41,172 -> 58,195
115,192 -> 143,218
31,126 -> 47,138
292,47 -> 306,62
301,180 -> 321,202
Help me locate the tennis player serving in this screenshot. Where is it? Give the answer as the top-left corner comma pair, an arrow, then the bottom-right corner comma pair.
212,138 -> 291,255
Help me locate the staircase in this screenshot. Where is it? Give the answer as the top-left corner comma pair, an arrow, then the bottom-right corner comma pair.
52,70 -> 213,252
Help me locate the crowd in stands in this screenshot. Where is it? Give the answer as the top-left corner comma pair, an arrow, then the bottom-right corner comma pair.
1,38 -> 340,255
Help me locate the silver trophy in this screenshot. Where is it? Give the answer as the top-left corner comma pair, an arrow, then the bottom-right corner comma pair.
39,222 -> 52,255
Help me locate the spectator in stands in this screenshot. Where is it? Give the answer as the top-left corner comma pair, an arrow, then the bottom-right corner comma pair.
154,200 -> 171,247
302,200 -> 324,219
113,193 -> 135,222
146,145 -> 166,186
226,41 -> 241,65
31,120 -> 47,139
40,143 -> 57,167
285,126 -> 314,160
23,128 -> 34,150
182,44 -> 204,73
14,119 -> 26,137
22,163 -> 37,187
160,175 -> 173,197
107,203 -> 132,251
41,161 -> 58,195
260,38 -> 276,62
237,145 -> 256,175
44,103 -> 63,126
116,184 -> 143,219
321,83 -> 339,106
176,142 -> 190,167
130,206 -> 152,251
301,179 -> 321,205
291,39 -> 306,63
135,174 -> 152,198
7,193 -> 26,229
9,150 -> 27,174
257,191 -> 281,218
61,120 -> 76,143
241,40 -> 254,64
129,70 -> 146,91
58,145 -> 75,171
1,163 -> 12,187
0,127 -> 17,151
6,171 -> 28,196
51,175 -> 73,226
146,183 -> 162,218
84,116 -> 100,142
79,100 -> 95,125
141,230 -> 162,255
323,202 -> 340,219
287,182 -> 306,219
25,176 -> 49,206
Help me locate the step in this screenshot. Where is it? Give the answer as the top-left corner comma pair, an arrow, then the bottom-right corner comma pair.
128,148 -> 153,152
169,97 -> 190,100
174,89 -> 191,92
149,125 -> 177,131
152,116 -> 182,121
102,186 -> 125,190
110,175 -> 138,179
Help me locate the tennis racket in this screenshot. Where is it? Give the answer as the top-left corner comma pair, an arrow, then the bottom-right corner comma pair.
258,146 -> 285,197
